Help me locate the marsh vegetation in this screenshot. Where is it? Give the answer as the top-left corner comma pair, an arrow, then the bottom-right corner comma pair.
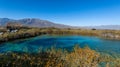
0,45 -> 120,67
1,27 -> 120,42
0,22 -> 120,67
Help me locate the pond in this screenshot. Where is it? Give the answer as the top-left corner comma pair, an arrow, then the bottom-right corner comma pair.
0,35 -> 120,55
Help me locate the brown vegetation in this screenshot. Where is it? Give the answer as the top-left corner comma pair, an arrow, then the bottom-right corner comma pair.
0,45 -> 119,67
0,46 -> 100,67
1,27 -> 120,43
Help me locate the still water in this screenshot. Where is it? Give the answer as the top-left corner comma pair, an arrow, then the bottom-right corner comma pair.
0,35 -> 120,55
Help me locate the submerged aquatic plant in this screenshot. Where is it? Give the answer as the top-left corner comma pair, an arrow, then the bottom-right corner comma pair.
0,45 -> 119,67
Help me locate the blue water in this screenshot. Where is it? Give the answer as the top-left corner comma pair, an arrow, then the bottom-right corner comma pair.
0,35 -> 120,55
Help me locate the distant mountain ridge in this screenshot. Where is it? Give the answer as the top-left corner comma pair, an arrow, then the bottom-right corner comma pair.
0,18 -> 72,28
1,18 -> 120,30
83,25 -> 120,30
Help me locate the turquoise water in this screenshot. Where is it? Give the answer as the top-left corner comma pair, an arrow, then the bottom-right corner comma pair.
0,35 -> 120,55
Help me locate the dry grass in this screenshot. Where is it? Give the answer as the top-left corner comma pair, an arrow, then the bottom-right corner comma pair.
1,27 -> 120,42
0,45 -> 101,67
0,27 -> 120,67
0,45 -> 119,67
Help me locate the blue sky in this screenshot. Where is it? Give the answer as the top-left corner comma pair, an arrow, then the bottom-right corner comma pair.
0,0 -> 120,26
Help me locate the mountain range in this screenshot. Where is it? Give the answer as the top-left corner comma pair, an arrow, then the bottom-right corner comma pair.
83,25 -> 120,30
0,18 -> 120,30
0,18 -> 72,28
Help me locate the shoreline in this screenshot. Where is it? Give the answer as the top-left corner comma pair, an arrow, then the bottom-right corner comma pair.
1,28 -> 120,43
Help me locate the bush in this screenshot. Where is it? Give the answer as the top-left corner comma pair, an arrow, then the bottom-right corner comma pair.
0,46 -> 100,67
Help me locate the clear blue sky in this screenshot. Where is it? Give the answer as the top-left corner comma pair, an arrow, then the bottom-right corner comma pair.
0,0 -> 120,26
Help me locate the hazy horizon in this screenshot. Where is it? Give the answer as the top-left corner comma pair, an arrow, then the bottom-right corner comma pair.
0,0 -> 120,26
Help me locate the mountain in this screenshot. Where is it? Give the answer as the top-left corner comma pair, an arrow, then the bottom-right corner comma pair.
83,25 -> 120,30
0,18 -> 15,26
0,18 -> 72,28
1,18 -> 120,30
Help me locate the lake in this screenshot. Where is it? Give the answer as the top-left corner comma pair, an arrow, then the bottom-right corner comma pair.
0,35 -> 120,55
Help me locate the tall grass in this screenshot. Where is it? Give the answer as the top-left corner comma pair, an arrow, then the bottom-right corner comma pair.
1,27 -> 120,43
0,45 -> 119,67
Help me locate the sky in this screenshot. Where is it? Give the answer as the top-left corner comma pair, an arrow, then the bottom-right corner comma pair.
0,0 -> 120,26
